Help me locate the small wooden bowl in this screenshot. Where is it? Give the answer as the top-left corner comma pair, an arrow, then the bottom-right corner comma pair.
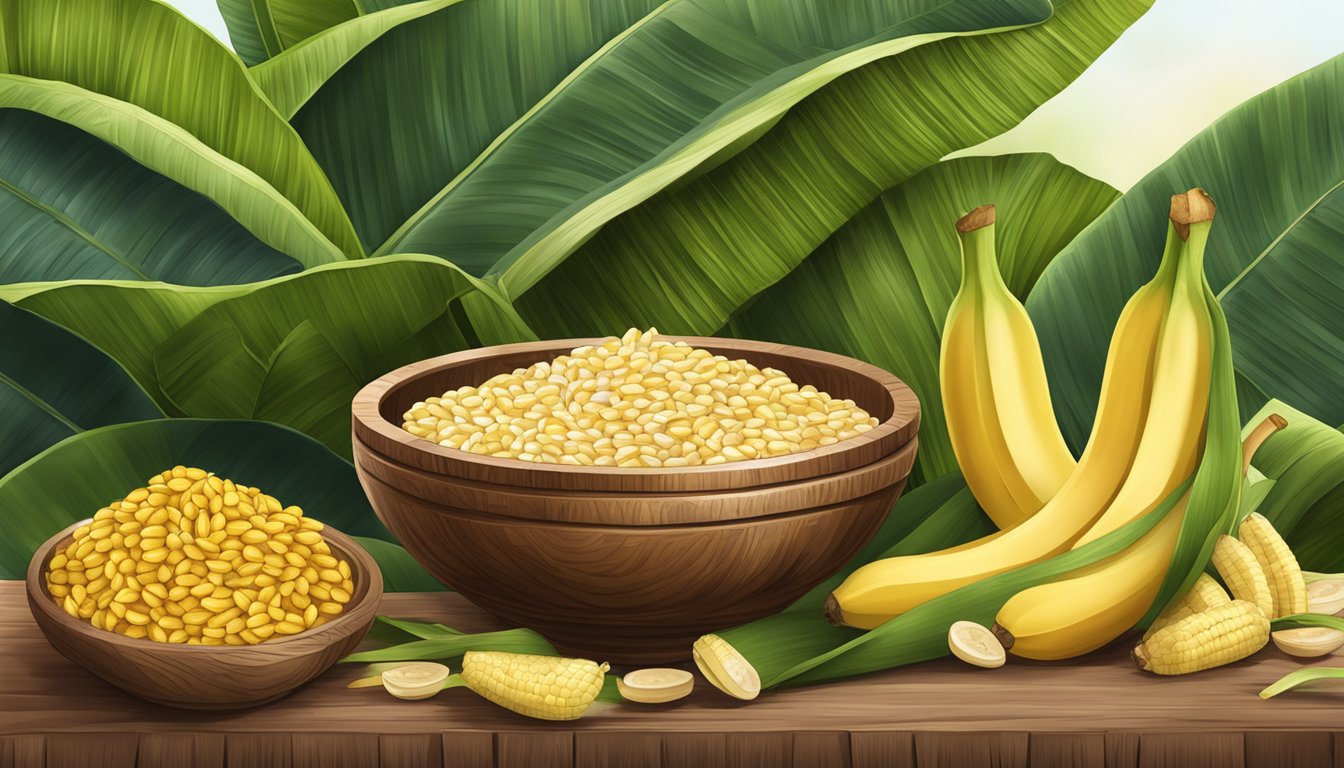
26,521 -> 382,710
353,336 -> 920,663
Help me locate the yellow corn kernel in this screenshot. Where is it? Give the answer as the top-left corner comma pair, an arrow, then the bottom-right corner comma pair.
1133,600 -> 1269,675
1212,535 -> 1274,618
459,652 -> 609,720
1145,573 -> 1231,638
1238,513 -> 1307,618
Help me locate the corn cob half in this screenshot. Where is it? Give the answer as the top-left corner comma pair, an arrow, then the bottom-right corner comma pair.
1212,535 -> 1274,617
459,652 -> 609,721
1145,573 -> 1231,639
1238,513 -> 1307,618
1133,599 -> 1269,675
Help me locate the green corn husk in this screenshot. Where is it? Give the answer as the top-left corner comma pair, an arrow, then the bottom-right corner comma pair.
1261,668 -> 1344,699
713,198 -> 1243,690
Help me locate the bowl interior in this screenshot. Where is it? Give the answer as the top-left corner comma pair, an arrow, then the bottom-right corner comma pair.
27,518 -> 381,651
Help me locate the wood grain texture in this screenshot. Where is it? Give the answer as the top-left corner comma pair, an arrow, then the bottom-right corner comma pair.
378,733 -> 442,768
1028,733 -> 1105,767
496,731 -> 573,768
136,733 -> 224,768
6,587 -> 1344,767
24,523 -> 382,711
352,336 -> 920,493
290,733 -> 380,768
358,464 -> 901,662
45,734 -> 137,768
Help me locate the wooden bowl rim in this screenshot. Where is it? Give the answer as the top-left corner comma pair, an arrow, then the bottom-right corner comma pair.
353,335 -> 919,489
26,519 -> 383,654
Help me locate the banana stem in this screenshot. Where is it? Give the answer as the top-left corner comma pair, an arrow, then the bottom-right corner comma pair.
1241,414 -> 1287,474
1169,187 -> 1217,241
954,204 -> 1005,296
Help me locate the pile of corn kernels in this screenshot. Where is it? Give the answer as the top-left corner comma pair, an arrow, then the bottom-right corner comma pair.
402,328 -> 878,467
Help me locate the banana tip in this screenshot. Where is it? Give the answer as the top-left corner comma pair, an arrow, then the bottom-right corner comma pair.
955,204 -> 996,233
1169,188 -> 1216,238
1269,413 -> 1288,430
990,623 -> 1014,651
1132,645 -> 1150,671
823,594 -> 845,626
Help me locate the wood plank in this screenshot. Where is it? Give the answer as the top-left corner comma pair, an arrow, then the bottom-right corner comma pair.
792,731 -> 850,767
378,734 -> 441,768
496,731 -> 573,768
912,732 -> 1028,768
1137,733 -> 1244,768
849,732 -> 914,768
0,737 -> 44,768
574,732 -> 661,768
226,733 -> 292,768
725,732 -> 791,768
138,733 -> 224,768
46,733 -> 137,768
661,733 -> 725,768
1105,732 -> 1140,768
290,734 -> 379,768
1028,733 -> 1105,768
441,732 -> 493,768
1244,732 -> 1332,768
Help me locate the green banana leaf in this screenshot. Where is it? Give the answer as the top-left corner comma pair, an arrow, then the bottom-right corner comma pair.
1244,400 -> 1344,573
0,77 -> 345,269
508,0 -> 1152,338
0,419 -> 392,579
217,0 -> 361,66
726,154 -> 1117,483
372,0 -> 1053,277
287,0 -> 665,250
0,301 -> 162,480
0,108 -> 300,284
0,0 -> 362,258
351,537 -> 447,592
1028,52 -> 1344,449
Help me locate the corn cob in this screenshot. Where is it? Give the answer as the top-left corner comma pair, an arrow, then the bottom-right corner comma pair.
459,652 -> 608,720
1133,600 -> 1269,675
1144,573 -> 1231,639
1238,513 -> 1307,618
693,634 -> 761,700
1212,535 -> 1273,617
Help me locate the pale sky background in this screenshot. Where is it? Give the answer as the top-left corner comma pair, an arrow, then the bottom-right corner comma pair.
169,0 -> 1344,191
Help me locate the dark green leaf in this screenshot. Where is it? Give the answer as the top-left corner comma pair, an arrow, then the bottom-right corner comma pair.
354,539 -> 448,593
217,0 -> 359,66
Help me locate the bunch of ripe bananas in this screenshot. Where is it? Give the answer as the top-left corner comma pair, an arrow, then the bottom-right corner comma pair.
824,188 -> 1316,674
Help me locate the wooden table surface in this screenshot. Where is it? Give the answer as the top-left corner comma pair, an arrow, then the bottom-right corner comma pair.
4,581 -> 1344,768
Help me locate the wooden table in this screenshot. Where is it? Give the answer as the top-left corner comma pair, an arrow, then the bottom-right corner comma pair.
3,582 -> 1343,767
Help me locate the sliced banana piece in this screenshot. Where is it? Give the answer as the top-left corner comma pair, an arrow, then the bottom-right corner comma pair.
693,634 -> 761,700
617,667 -> 694,704
381,662 -> 452,700
1272,627 -> 1344,658
949,620 -> 1006,669
1308,578 -> 1344,616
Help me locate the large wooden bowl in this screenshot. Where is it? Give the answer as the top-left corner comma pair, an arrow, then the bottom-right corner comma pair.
353,336 -> 919,663
26,521 -> 382,710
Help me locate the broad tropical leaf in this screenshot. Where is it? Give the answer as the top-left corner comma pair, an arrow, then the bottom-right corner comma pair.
1029,53 -> 1344,449
373,0 -> 1053,277
0,419 -> 391,579
0,301 -> 162,480
0,77 -> 345,270
218,0 -> 361,67
289,0 -> 665,251
0,108 -> 302,284
0,0 -> 362,258
509,0 -> 1153,337
1245,400 -> 1344,573
352,536 -> 448,592
727,154 -> 1117,482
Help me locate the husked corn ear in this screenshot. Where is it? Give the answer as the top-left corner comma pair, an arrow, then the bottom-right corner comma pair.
1133,600 -> 1270,675
1238,513 -> 1307,618
459,652 -> 608,721
1212,535 -> 1273,618
402,328 -> 878,467
1145,573 -> 1230,639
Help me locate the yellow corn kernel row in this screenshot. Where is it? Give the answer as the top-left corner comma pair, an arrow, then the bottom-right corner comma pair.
402,328 -> 878,467
45,466 -> 353,645
1133,600 -> 1269,675
1211,535 -> 1273,618
1238,513 -> 1307,618
459,652 -> 608,721
1144,573 -> 1230,639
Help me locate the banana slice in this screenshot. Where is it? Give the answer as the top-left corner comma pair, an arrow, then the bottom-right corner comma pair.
1272,627 -> 1344,658
617,668 -> 694,704
1308,578 -> 1344,616
693,634 -> 760,700
380,662 -> 451,700
949,620 -> 1006,668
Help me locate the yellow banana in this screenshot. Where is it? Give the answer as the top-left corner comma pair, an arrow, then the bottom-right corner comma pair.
826,201 -> 1182,629
941,205 -> 1076,528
